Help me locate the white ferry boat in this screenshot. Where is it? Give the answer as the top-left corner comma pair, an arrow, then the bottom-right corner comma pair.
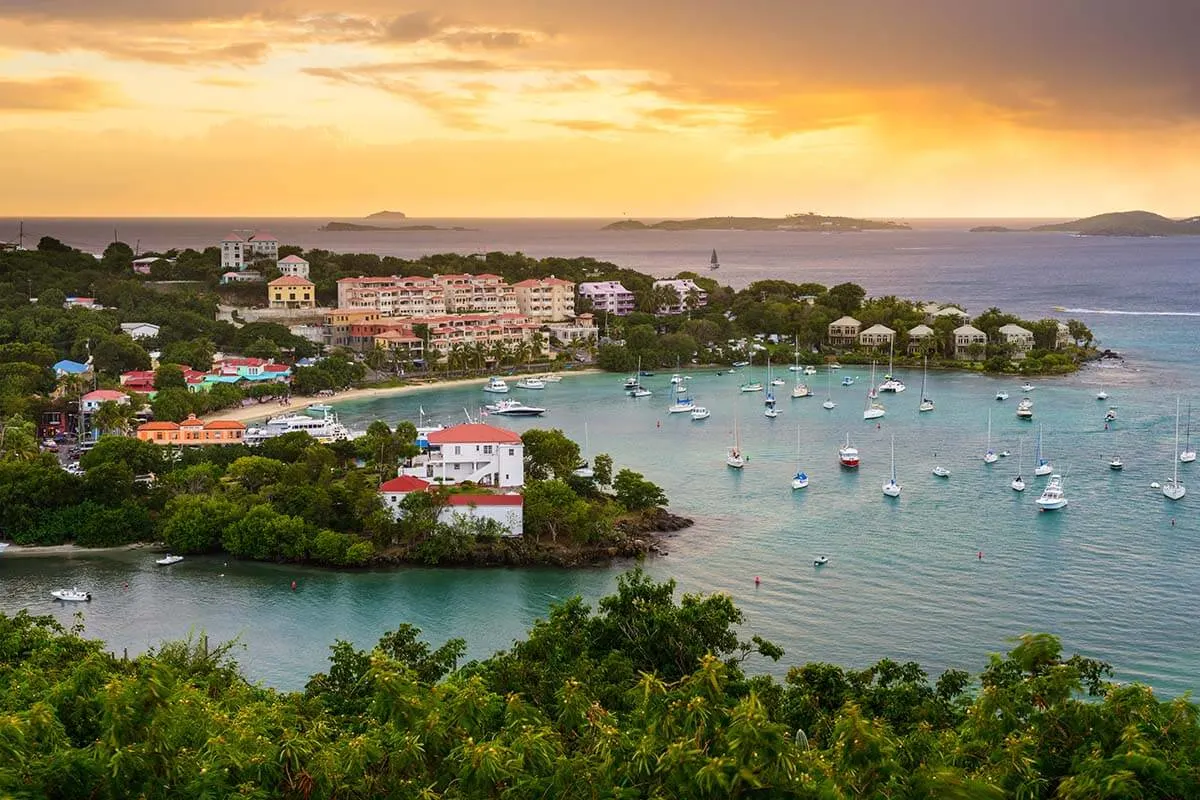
245,410 -> 356,445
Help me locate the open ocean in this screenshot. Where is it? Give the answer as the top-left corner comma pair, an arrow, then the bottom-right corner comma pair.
3,217 -> 1200,693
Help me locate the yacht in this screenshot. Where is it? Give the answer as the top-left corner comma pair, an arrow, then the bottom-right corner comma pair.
628,386 -> 652,398
739,381 -> 764,393
245,410 -> 355,445
1016,397 -> 1034,419
515,377 -> 545,390
668,395 -> 696,414
1011,437 -> 1026,492
539,374 -> 563,383
995,391 -> 1009,401
1036,474 -> 1069,511
1034,425 -> 1053,476
878,344 -> 906,392
764,406 -> 780,419
917,356 -> 934,412
690,406 -> 710,421
838,434 -> 859,468
1110,456 -> 1124,471
1096,390 -> 1108,401
882,435 -> 901,497
727,413 -> 745,469
1021,383 -> 1036,393
155,554 -> 184,566
791,382 -> 811,398
822,367 -> 837,410
623,375 -> 640,390
932,465 -> 950,478
485,399 -> 547,417
483,376 -> 510,394
1164,398 -> 1187,500
51,587 -> 91,602
803,365 -> 818,376
863,361 -> 885,419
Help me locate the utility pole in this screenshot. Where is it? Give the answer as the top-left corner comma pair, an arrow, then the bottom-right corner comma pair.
17,221 -> 23,250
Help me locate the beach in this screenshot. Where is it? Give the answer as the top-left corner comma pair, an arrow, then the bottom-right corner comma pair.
202,369 -> 602,424
2,543 -> 153,558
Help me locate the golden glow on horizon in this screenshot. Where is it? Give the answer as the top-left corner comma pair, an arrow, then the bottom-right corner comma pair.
2,2 -> 1198,218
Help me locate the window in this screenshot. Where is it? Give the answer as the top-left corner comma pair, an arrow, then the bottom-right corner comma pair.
483,445 -> 493,454
508,448 -> 515,456
454,445 -> 461,455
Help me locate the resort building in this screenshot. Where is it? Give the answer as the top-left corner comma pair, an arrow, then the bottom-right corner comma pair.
379,475 -> 523,537
933,306 -> 970,323
512,277 -> 576,322
906,324 -> 935,353
858,324 -> 896,349
547,313 -> 597,344
998,323 -> 1035,359
335,276 -> 447,317
277,255 -> 310,279
136,414 -> 247,446
131,256 -> 162,275
348,313 -> 542,359
268,275 -> 316,309
578,281 -> 636,316
220,231 -> 279,271
435,274 -> 519,315
323,309 -> 382,348
653,279 -> 708,314
220,270 -> 263,284
827,316 -> 862,346
371,329 -> 426,362
398,423 -> 525,489
81,389 -> 129,413
953,324 -> 989,360
119,322 -> 160,340
1056,322 -> 1073,349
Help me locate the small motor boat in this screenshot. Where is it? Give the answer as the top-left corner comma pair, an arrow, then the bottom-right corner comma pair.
51,587 -> 91,602
995,391 -> 1009,401
1150,481 -> 1161,489
813,556 -> 829,567
999,450 -> 1011,458
156,555 -> 184,566
1110,457 -> 1123,471
1097,390 -> 1109,400
1021,383 -> 1035,392
932,465 -> 950,478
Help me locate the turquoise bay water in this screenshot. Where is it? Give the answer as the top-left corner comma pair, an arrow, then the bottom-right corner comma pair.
3,224 -> 1200,693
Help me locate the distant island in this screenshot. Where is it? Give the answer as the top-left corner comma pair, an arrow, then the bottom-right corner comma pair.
366,210 -> 407,220
1030,210 -> 1200,237
969,225 -> 1018,233
319,222 -> 473,232
602,214 -> 910,232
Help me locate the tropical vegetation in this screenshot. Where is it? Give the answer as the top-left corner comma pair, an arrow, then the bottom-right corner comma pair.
2,570 -> 1194,798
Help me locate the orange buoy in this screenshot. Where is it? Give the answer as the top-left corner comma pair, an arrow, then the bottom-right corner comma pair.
754,576 -> 761,585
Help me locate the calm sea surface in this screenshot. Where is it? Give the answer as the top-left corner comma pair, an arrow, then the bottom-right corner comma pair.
3,218 -> 1200,693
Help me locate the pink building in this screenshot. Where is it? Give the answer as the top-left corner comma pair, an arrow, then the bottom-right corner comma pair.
578,281 -> 635,315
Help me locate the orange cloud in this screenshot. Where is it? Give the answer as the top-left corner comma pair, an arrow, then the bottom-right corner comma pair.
0,75 -> 123,111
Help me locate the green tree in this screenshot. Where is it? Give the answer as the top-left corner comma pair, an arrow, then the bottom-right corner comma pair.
92,335 -> 150,375
91,400 -> 137,436
150,388 -> 193,422
612,468 -> 668,510
162,495 -> 244,553
825,282 -> 867,315
101,240 -> 135,272
521,428 -> 582,481
80,436 -> 164,476
154,363 -> 187,391
592,453 -> 614,487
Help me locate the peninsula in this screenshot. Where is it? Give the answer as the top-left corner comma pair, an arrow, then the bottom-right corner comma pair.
603,213 -> 910,232
319,222 -> 473,232
969,210 -> 1200,237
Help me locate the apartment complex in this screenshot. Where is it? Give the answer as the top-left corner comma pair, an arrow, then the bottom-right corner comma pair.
220,231 -> 279,271
268,275 -> 316,309
338,312 -> 542,360
512,277 -> 575,322
652,278 -> 708,314
335,273 -> 526,317
578,281 -> 635,315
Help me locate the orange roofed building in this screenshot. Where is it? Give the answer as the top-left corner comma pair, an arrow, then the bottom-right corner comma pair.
137,414 -> 246,446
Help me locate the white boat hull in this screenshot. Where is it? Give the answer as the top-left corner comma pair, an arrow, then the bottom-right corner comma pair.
1163,482 -> 1186,500
1035,464 -> 1053,476
863,408 -> 885,420
919,401 -> 934,413
792,478 -> 809,490
1036,498 -> 1068,510
690,410 -> 710,420
1182,451 -> 1196,463
882,482 -> 901,497
983,453 -> 998,464
51,589 -> 91,602
1011,479 -> 1026,492
822,400 -> 836,410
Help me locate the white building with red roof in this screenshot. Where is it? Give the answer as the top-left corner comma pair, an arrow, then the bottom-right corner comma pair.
512,276 -> 576,322
399,422 -> 524,488
379,473 -> 523,537
81,389 -> 130,413
277,254 -> 310,279
221,230 -> 279,271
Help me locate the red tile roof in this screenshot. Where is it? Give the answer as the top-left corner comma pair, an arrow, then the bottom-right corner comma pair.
379,475 -> 432,493
278,255 -> 308,264
205,420 -> 247,430
446,494 -> 523,506
427,423 -> 522,445
249,232 -> 278,241
138,421 -> 179,431
82,390 -> 127,402
263,363 -> 291,373
222,232 -> 245,242
513,277 -> 574,287
268,275 -> 314,287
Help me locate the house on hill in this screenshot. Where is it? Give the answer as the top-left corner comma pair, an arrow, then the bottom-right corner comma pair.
827,316 -> 861,346
379,474 -> 523,537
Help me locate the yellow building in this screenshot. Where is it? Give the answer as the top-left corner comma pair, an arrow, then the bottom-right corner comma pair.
268,275 -> 316,309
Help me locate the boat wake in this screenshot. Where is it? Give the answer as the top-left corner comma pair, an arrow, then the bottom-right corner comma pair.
1056,307 -> 1200,317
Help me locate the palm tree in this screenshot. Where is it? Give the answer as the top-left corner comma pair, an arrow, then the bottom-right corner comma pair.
92,400 -> 137,436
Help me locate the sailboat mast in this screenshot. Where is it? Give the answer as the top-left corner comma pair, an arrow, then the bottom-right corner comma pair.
1174,397 -> 1181,484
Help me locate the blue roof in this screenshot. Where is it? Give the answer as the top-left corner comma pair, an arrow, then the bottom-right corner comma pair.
203,375 -> 244,384
53,360 -> 89,374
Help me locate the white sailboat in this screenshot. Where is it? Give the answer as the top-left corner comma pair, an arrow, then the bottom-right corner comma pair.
1181,401 -> 1196,462
790,338 -> 810,397
764,357 -> 777,407
882,435 -> 901,497
1034,425 -> 1053,476
918,356 -> 934,412
878,342 -> 906,393
627,357 -> 651,397
727,411 -> 745,469
1164,398 -> 1186,500
791,426 -> 809,489
863,361 -> 886,420
1011,436 -> 1026,492
822,366 -> 837,410
574,423 -> 595,478
983,410 -> 998,463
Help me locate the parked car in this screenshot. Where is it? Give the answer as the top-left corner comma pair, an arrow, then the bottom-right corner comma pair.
42,439 -> 58,452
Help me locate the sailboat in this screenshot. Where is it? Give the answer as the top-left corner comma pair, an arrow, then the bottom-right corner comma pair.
822,366 -> 837,410
882,434 -> 901,497
626,357 -> 651,396
1181,401 -> 1196,462
709,248 -> 720,271
863,361 -> 886,419
983,410 -> 998,463
838,433 -> 859,468
918,356 -> 934,412
878,342 -> 906,392
574,423 -> 595,478
764,357 -> 777,407
1011,436 -> 1026,491
1034,424 -> 1052,476
791,337 -> 810,398
727,410 -> 745,469
739,360 -> 763,393
791,426 -> 809,489
1164,398 -> 1186,500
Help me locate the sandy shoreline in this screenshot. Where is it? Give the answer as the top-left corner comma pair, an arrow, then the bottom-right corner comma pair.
2,543 -> 156,558
202,369 -> 603,424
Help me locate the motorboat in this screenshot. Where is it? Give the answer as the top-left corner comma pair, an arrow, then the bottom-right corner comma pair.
838,434 -> 859,468
932,465 -> 950,478
1034,425 -> 1053,476
732,360 -> 750,368
1096,390 -> 1108,400
1104,407 -> 1117,422
1110,456 -> 1123,471
690,406 -> 710,420
668,396 -> 696,414
1036,474 -> 1068,510
1164,398 -> 1187,500
813,556 -> 829,567
995,391 -> 1009,401
515,377 -> 545,390
670,373 -> 683,385
771,378 -> 786,387
999,450 -> 1011,458
155,555 -> 184,566
830,363 -> 842,370
822,398 -> 837,410
539,374 -> 563,383
1151,481 -> 1162,489
764,407 -> 780,419
623,376 -> 640,390
1021,383 -> 1036,392
791,383 -> 811,398
803,365 -> 818,376
51,587 -> 91,602
1016,398 -> 1034,419
841,376 -> 855,386
486,399 -> 547,417
245,410 -> 355,445
882,435 -> 901,497
483,377 -> 510,394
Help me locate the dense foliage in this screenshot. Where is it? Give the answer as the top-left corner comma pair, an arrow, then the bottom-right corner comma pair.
2,570 -> 1193,798
0,424 -> 665,567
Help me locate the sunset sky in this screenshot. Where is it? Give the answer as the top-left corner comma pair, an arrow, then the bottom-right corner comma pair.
2,0 -> 1198,217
